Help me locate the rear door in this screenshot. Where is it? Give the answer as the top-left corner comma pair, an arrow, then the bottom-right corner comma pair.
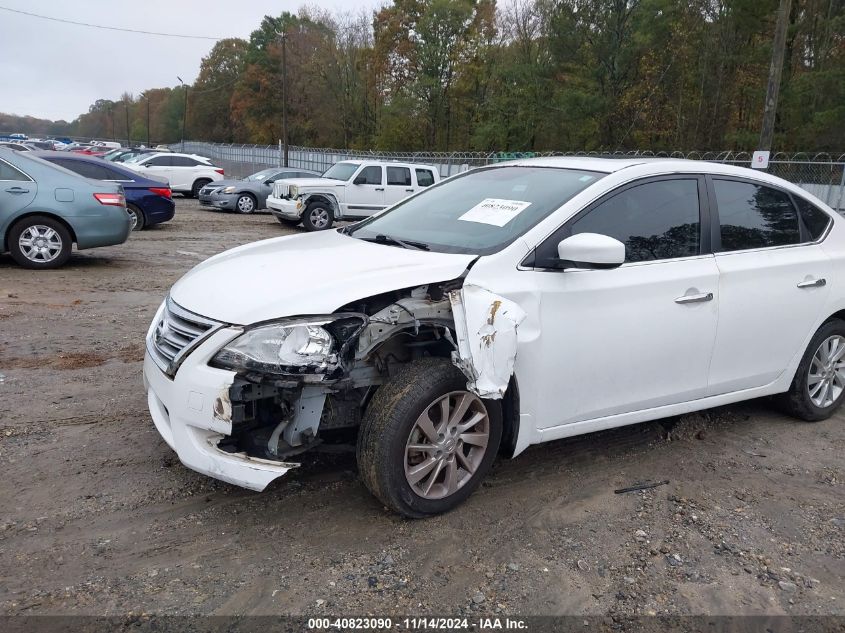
169,156 -> 202,191
141,155 -> 174,185
0,158 -> 37,230
385,166 -> 414,205
346,165 -> 385,217
707,177 -> 832,394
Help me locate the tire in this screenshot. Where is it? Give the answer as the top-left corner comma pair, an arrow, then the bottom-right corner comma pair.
234,193 -> 257,214
357,357 -> 502,518
301,201 -> 334,231
127,204 -> 146,231
190,179 -> 211,199
8,215 -> 73,269
777,318 -> 845,421
276,217 -> 300,228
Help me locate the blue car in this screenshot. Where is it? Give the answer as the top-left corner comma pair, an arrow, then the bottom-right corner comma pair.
35,151 -> 175,230
0,147 -> 131,269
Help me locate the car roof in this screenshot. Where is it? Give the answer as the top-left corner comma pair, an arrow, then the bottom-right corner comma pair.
141,151 -> 212,161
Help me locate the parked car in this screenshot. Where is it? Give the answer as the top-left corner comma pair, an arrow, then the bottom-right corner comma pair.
0,147 -> 131,268
143,157 -> 844,516
123,152 -> 224,197
266,160 -> 440,230
0,142 -> 32,151
72,146 -> 111,157
35,151 -> 174,230
103,147 -> 156,163
198,167 -> 319,214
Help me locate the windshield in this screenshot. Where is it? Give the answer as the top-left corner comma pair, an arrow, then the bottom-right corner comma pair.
124,153 -> 148,164
246,169 -> 275,181
322,162 -> 358,181
348,166 -> 604,255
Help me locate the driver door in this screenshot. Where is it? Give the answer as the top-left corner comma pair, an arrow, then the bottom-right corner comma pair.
519,176 -> 720,429
346,165 -> 385,217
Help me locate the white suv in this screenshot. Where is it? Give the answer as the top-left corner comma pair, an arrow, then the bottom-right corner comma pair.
266,160 -> 440,230
124,152 -> 224,198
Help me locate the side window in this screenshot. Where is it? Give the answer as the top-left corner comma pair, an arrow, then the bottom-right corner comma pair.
386,166 -> 411,186
570,179 -> 701,262
0,159 -> 30,181
171,156 -> 199,167
146,156 -> 172,167
793,196 -> 831,241
714,179 -> 799,251
356,166 -> 382,185
55,160 -> 111,180
105,167 -> 132,180
415,169 -> 435,187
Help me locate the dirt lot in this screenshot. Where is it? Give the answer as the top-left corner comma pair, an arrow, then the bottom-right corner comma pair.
1,199 -> 843,619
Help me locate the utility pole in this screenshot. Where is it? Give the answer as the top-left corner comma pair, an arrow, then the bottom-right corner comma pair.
146,97 -> 151,147
177,76 -> 188,152
277,30 -> 289,167
125,100 -> 130,147
759,0 -> 792,151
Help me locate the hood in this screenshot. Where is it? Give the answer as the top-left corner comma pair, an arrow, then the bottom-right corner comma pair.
204,179 -> 242,189
277,177 -> 341,188
170,230 -> 476,325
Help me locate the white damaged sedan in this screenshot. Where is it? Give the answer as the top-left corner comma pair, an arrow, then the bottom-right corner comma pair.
144,157 -> 845,517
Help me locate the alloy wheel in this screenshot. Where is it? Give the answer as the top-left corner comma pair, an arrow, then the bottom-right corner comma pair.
18,225 -> 64,263
807,334 -> 845,408
309,207 -> 330,229
404,391 -> 490,500
127,207 -> 139,230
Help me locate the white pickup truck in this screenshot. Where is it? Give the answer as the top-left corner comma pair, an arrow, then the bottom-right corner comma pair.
266,160 -> 440,230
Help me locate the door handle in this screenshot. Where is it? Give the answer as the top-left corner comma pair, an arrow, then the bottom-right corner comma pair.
375,187 -> 384,191
405,188 -> 414,192
675,292 -> 713,304
797,278 -> 826,288
5,187 -> 29,194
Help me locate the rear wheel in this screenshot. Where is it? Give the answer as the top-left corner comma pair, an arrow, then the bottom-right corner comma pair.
357,358 -> 502,518
127,204 -> 146,230
302,201 -> 334,231
8,215 -> 72,269
190,179 -> 211,199
235,194 -> 257,214
778,318 -> 845,421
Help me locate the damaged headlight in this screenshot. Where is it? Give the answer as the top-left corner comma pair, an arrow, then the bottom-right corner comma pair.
212,320 -> 336,374
288,184 -> 299,198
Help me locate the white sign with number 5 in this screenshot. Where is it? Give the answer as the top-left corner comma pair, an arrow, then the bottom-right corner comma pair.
751,150 -> 770,169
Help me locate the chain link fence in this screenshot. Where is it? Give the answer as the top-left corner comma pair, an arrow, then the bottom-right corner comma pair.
176,142 -> 845,210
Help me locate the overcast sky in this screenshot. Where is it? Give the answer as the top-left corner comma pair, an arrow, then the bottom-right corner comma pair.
0,0 -> 382,122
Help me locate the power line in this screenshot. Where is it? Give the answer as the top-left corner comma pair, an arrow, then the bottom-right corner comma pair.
0,5 -> 224,40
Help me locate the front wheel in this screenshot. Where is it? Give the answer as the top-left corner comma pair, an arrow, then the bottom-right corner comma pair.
234,194 -> 257,214
357,358 -> 502,518
301,201 -> 334,231
778,318 -> 845,421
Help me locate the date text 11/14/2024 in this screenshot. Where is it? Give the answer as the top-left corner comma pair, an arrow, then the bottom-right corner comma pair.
306,617 -> 529,630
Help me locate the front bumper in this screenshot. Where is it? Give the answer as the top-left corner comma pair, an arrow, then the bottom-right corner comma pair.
198,192 -> 236,209
267,195 -> 301,220
143,329 -> 298,491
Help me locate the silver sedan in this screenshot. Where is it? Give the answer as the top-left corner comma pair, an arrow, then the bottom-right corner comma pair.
198,168 -> 319,214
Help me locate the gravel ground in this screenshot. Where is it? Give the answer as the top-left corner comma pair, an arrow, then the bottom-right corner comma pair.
1,199 -> 843,618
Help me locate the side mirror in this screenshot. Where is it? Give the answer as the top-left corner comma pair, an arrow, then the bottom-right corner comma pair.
557,233 -> 625,269
264,180 -> 274,185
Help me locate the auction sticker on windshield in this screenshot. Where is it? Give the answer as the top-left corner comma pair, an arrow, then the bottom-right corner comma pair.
458,198 -> 532,227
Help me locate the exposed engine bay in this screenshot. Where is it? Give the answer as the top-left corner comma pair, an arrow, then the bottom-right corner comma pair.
211,279 -> 525,463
